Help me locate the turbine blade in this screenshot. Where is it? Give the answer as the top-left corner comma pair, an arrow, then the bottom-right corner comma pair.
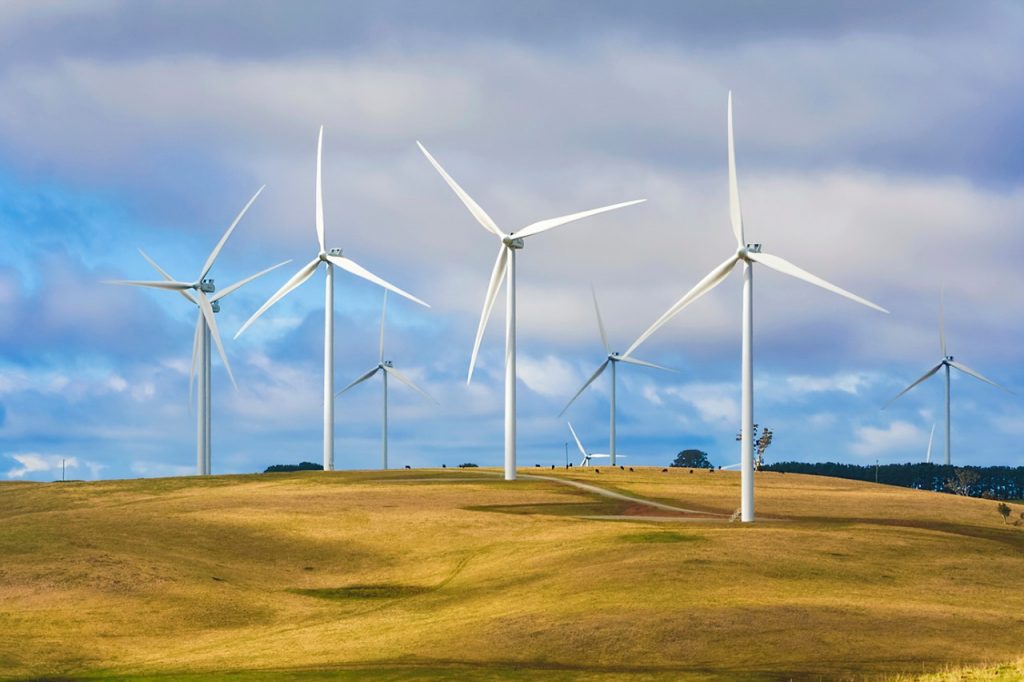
748,251 -> 888,313
383,365 -> 437,404
198,292 -> 236,390
949,360 -> 1013,393
138,248 -> 196,304
558,360 -> 609,417
567,422 -> 587,458
926,423 -> 935,463
417,141 -> 503,238
468,245 -> 509,383
727,91 -> 745,249
316,126 -> 325,252
103,279 -> 193,291
624,255 -> 739,357
882,363 -> 944,409
211,260 -> 292,302
617,355 -> 677,372
939,290 -> 947,358
199,185 -> 265,281
234,257 -> 321,339
325,255 -> 429,308
379,291 -> 388,364
337,366 -> 381,396
513,199 -> 645,240
592,285 -> 609,355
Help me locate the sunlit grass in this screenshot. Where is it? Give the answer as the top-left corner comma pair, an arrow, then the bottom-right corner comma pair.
1,467 -> 1021,680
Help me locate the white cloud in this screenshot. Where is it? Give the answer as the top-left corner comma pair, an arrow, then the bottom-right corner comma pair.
5,452 -> 77,479
664,382 -> 739,425
517,354 -> 580,399
850,420 -> 924,457
785,372 -> 875,396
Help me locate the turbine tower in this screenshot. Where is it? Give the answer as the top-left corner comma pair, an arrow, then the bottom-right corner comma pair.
624,93 -> 888,522
337,292 -> 436,469
106,187 -> 289,474
560,286 -> 674,465
235,127 -> 429,472
884,296 -> 1010,465
418,141 -> 644,481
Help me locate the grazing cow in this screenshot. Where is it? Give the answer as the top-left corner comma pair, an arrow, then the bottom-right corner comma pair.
404,465 -> 411,470
595,469 -> 600,474
619,465 -> 624,470
689,469 -> 693,474
442,464 -> 446,468
629,467 -> 634,472
551,465 -> 555,470
661,468 -> 668,473
535,464 -> 541,468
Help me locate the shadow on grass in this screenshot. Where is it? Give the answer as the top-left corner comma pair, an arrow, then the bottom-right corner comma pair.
289,584 -> 430,600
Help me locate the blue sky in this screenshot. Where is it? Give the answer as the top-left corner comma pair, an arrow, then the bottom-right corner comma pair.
2,0 -> 1023,481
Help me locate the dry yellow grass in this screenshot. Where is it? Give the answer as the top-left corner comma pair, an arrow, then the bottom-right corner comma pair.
1,467 -> 1021,680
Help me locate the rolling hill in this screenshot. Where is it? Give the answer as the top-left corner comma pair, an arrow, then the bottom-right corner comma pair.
1,467 -> 1022,680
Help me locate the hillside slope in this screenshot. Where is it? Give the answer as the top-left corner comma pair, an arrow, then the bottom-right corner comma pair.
1,467 -> 1022,680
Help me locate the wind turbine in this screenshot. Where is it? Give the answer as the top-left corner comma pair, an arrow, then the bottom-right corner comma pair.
559,286 -> 674,465
567,422 -> 620,467
235,126 -> 429,472
106,186 -> 289,475
883,296 -> 1010,465
624,92 -> 888,522
417,141 -> 644,481
337,292 -> 436,470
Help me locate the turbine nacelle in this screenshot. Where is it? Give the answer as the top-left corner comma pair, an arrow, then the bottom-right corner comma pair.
199,278 -> 216,293
320,247 -> 343,261
737,243 -> 762,261
502,236 -> 525,249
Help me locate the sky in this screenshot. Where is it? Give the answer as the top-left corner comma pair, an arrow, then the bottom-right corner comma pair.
1,0 -> 1023,482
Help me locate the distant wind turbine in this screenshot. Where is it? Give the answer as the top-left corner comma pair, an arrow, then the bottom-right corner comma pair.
560,286 -> 674,466
567,422 -> 621,467
235,127 -> 429,472
337,292 -> 436,470
417,141 -> 644,481
624,92 -> 888,522
106,187 -> 289,475
884,295 -> 1010,465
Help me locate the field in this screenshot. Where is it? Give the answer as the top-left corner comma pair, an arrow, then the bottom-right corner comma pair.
2,466 -> 1023,680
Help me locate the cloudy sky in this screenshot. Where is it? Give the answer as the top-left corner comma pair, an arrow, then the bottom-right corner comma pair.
2,0 -> 1023,481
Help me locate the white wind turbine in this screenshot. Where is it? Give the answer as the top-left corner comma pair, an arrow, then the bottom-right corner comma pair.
567,422 -> 620,467
417,142 -> 644,481
337,292 -> 436,470
624,93 -> 888,522
106,187 -> 289,475
235,127 -> 429,471
560,286 -> 674,466
883,296 -> 1010,465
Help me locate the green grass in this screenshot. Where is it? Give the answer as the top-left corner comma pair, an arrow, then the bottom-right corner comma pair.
1,467 -> 1022,680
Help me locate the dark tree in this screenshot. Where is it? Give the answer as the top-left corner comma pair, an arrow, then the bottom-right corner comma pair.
671,450 -> 711,468
997,502 -> 1012,524
264,461 -> 324,473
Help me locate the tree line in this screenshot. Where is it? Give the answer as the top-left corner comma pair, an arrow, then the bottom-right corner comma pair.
762,461 -> 1024,500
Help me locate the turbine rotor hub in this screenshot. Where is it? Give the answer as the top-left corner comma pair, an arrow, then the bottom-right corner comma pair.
738,243 -> 762,260
503,236 -> 525,249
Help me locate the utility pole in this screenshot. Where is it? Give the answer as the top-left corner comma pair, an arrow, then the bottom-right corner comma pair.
564,442 -> 569,468
62,459 -> 65,482
875,459 -> 879,484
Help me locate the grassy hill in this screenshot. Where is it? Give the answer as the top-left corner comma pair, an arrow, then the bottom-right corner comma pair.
1,467 -> 1022,680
